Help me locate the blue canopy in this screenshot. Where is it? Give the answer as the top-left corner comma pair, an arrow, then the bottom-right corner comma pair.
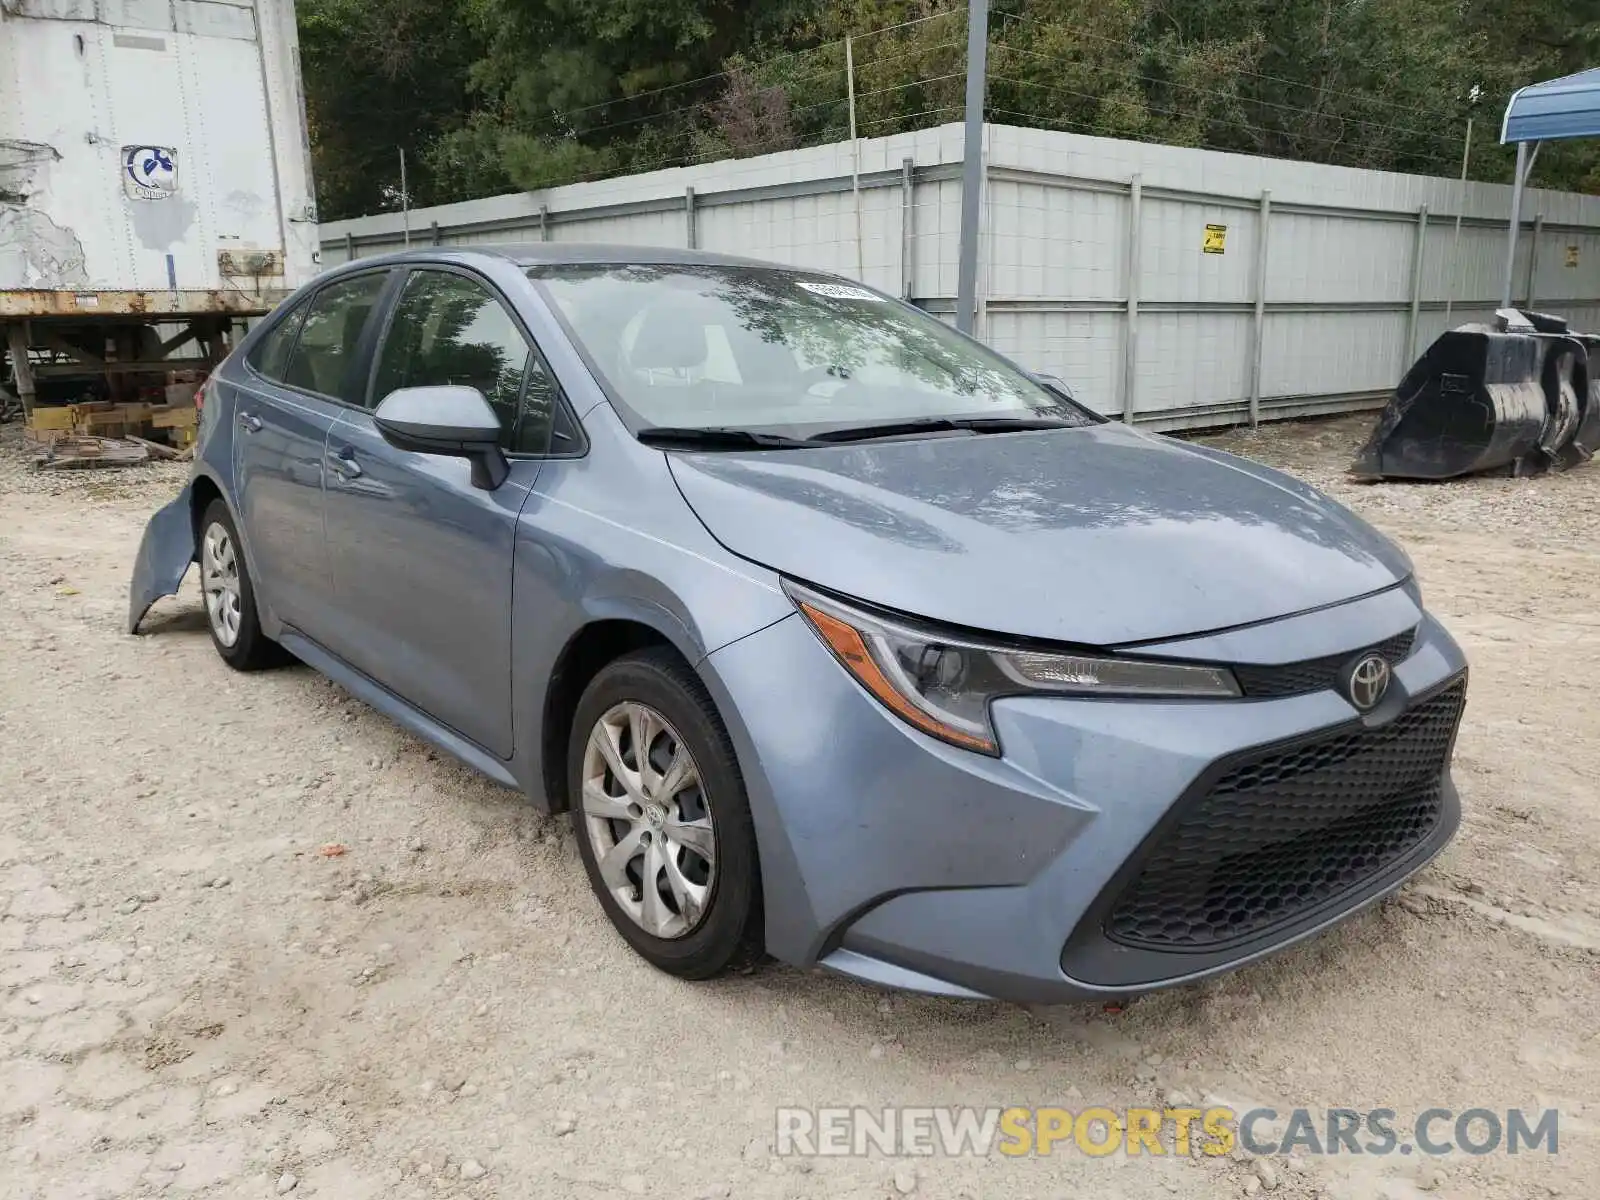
1502,67 -> 1600,144
1498,68 -> 1600,304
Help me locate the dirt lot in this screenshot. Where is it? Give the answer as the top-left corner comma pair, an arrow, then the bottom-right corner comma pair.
1,413 -> 1597,1200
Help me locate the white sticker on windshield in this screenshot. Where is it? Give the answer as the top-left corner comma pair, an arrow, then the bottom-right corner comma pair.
796,280 -> 885,302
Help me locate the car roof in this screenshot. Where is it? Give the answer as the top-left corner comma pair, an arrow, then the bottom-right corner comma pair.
334,243 -> 795,272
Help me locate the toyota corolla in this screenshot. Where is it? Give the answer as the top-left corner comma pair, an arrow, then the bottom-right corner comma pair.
129,245 -> 1467,1002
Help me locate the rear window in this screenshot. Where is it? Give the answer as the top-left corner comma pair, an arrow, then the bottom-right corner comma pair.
280,272 -> 390,404
247,300 -> 308,383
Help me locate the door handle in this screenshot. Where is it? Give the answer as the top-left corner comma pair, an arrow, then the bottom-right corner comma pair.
329,446 -> 363,480
238,411 -> 263,433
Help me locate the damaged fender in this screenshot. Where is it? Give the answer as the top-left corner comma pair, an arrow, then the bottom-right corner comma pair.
128,482 -> 197,634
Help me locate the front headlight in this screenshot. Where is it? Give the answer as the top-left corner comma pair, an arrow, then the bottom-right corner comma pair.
784,581 -> 1239,756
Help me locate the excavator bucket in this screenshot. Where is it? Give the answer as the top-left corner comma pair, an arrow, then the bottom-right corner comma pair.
1350,310 -> 1596,481
1568,334 -> 1600,464
1541,334 -> 1590,469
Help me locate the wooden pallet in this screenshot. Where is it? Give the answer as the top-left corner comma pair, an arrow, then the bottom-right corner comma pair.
31,436 -> 151,470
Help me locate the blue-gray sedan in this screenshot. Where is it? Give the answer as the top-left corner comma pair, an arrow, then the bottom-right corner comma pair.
129,245 -> 1468,1003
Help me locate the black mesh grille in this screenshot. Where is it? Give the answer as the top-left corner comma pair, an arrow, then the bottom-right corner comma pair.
1233,628 -> 1417,699
1105,680 -> 1466,951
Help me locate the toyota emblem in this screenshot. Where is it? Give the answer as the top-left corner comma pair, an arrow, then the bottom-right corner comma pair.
1345,653 -> 1392,711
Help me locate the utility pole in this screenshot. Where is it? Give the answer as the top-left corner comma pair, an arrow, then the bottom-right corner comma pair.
1445,85 -> 1481,325
1443,116 -> 1472,326
847,34 -> 864,281
955,0 -> 988,334
399,147 -> 411,247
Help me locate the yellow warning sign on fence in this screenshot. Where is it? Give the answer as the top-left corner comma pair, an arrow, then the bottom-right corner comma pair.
1566,245 -> 1581,268
1203,224 -> 1227,254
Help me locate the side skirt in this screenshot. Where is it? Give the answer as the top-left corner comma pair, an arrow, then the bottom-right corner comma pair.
277,629 -> 521,791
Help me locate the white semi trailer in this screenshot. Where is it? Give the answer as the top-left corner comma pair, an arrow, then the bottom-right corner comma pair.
0,0 -> 317,416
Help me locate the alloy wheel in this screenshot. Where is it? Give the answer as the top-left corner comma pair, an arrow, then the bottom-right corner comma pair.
580,701 -> 717,939
201,521 -> 242,648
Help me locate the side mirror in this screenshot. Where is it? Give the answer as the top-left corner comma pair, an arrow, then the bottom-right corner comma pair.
373,385 -> 509,490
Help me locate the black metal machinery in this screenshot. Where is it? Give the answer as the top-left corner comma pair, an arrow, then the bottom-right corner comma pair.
1351,309 -> 1600,481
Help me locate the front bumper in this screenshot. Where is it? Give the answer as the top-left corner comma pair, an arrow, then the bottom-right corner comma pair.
700,588 -> 1468,1004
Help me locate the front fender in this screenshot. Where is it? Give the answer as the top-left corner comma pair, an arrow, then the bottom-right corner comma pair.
128,482 -> 197,634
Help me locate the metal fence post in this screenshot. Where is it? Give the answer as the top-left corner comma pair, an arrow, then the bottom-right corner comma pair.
685,187 -> 698,249
1121,174 -> 1142,424
955,0 -> 989,334
1502,141 -> 1529,307
430,220 -> 441,247
539,204 -> 550,242
344,231 -> 354,262
900,157 -> 915,302
1406,204 -> 1429,362
1526,213 -> 1544,308
1248,189 -> 1273,429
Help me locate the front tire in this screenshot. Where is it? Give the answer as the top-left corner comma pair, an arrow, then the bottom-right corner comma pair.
198,499 -> 282,671
568,648 -> 764,979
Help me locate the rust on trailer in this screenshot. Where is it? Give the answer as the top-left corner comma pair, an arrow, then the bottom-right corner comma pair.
0,288 -> 290,318
218,249 -> 284,277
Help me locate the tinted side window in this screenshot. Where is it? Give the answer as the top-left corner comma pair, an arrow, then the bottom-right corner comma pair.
282,272 -> 389,404
372,270 -> 554,454
247,301 -> 308,382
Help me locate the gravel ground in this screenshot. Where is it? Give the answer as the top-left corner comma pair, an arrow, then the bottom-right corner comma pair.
1,413 -> 1597,1200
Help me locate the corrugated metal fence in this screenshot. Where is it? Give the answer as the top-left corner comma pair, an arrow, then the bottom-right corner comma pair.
320,123 -> 1600,430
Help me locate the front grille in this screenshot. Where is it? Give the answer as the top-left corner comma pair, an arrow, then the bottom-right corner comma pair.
1233,628 -> 1417,699
1105,679 -> 1466,951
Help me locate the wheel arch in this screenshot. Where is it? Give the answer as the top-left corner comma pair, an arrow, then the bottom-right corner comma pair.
188,472 -> 226,542
187,468 -> 277,635
538,617 -> 694,815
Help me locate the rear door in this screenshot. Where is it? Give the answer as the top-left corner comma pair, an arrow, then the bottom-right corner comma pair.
233,269 -> 392,634
319,266 -> 560,759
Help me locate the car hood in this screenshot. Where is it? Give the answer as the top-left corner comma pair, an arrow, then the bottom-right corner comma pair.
666,422 -> 1412,646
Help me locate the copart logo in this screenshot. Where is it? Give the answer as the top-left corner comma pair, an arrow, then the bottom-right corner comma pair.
123,146 -> 178,199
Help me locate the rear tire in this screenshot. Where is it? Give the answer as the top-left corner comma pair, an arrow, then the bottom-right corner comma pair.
568,648 -> 764,979
198,499 -> 283,671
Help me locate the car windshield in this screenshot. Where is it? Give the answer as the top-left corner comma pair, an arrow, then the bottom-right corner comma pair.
527,263 -> 1097,438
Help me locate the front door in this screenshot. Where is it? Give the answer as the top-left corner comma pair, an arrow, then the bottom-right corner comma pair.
320,267 -> 558,759
231,270 -> 389,633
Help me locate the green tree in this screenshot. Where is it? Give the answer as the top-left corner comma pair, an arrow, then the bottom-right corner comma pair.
297,0 -> 1600,212
299,0 -> 492,219
430,0 -> 825,191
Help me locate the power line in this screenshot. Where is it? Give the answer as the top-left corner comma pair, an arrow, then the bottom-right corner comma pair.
990,8 -> 1468,125
552,8 -> 964,123
988,42 -> 1462,151
551,74 -> 850,143
546,51 -> 850,139
855,72 -> 965,106
848,7 -> 965,42
843,37 -> 967,77
986,70 -> 1462,172
985,104 -> 1456,175
522,37 -> 966,148
477,3 -> 1466,199
554,40 -> 848,122
986,82 -> 1460,174
515,94 -> 965,194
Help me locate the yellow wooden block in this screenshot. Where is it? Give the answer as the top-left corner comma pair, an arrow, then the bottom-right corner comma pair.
151,405 -> 197,429
27,406 -> 76,432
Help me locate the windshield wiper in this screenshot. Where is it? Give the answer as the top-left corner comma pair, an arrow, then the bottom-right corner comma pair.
636,426 -> 818,450
809,414 -> 1084,444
